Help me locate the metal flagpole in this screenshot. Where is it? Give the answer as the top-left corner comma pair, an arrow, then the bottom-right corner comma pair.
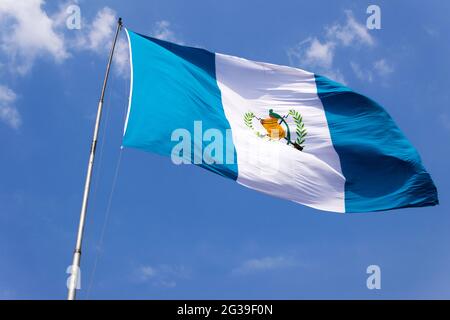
67,17 -> 123,300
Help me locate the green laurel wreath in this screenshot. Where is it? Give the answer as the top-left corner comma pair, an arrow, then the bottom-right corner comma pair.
244,112 -> 265,137
244,112 -> 255,129
288,109 -> 307,149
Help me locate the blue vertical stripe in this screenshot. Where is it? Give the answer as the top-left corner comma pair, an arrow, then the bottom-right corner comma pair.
315,74 -> 438,213
123,30 -> 238,180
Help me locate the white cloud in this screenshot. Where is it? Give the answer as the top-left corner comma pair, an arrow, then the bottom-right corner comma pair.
350,61 -> 373,82
373,59 -> 394,76
287,38 -> 345,83
75,7 -> 115,53
304,38 -> 335,69
232,256 -> 298,275
136,264 -> 189,288
0,85 -> 21,129
113,34 -> 130,78
0,4 -> 132,131
51,0 -> 79,30
139,265 -> 157,281
0,2 -> 120,77
0,0 -> 68,74
287,10 -> 378,85
0,4 -> 180,80
70,7 -> 129,78
326,10 -> 374,47
151,20 -> 182,44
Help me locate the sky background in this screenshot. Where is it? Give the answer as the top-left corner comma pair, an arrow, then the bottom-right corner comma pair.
0,0 -> 449,299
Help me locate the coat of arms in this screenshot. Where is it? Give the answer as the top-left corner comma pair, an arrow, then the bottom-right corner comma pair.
243,109 -> 307,151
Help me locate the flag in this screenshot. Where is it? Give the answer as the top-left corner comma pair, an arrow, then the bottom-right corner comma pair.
122,29 -> 438,213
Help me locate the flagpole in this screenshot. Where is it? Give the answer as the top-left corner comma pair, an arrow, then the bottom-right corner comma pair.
67,17 -> 123,300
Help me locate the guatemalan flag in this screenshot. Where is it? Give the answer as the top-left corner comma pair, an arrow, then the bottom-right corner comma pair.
122,29 -> 438,213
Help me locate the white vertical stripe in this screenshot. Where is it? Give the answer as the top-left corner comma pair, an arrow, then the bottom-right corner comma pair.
215,53 -> 345,213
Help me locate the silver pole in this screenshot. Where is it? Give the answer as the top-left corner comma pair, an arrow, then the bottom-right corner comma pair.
68,17 -> 123,300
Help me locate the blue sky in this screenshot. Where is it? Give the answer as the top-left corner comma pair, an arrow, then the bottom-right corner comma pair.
0,0 -> 449,299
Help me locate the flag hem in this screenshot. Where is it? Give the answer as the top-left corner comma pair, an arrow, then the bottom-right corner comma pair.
123,28 -> 134,137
